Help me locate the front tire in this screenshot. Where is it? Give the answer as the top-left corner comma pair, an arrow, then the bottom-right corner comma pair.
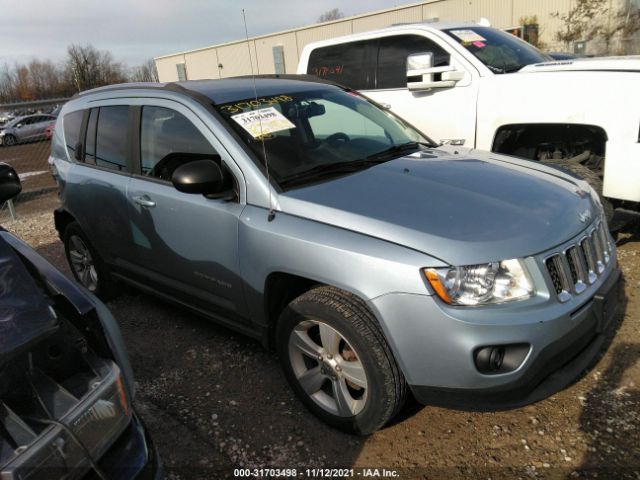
276,286 -> 406,435
63,222 -> 119,299
3,134 -> 16,146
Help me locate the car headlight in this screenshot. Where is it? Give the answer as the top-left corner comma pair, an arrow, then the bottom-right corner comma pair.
423,259 -> 534,306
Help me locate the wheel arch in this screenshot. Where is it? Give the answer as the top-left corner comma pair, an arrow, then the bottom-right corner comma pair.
263,272 -> 380,350
53,208 -> 77,240
491,123 -> 608,160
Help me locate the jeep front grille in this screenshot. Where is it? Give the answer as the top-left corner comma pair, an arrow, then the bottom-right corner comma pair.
544,220 -> 613,303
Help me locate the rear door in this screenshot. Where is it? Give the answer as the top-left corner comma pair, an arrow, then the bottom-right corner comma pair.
62,104 -> 135,266
30,115 -> 49,139
16,116 -> 36,140
34,115 -> 56,138
125,100 -> 249,322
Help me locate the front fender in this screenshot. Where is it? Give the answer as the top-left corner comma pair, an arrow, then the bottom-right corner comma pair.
238,206 -> 446,328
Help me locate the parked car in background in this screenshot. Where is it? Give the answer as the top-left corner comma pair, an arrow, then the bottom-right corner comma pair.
0,164 -> 161,478
49,78 -> 620,434
0,114 -> 56,146
298,21 -> 640,223
0,111 -> 14,124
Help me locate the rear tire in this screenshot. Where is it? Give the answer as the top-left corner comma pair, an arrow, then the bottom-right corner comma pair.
63,222 -> 119,299
276,286 -> 406,435
541,161 -> 614,226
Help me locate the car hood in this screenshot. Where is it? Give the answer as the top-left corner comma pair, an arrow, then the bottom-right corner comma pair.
0,236 -> 58,363
278,149 -> 599,265
520,55 -> 640,73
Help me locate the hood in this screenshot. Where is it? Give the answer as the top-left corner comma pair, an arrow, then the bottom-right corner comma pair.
278,150 -> 599,265
520,56 -> 640,73
0,236 -> 58,364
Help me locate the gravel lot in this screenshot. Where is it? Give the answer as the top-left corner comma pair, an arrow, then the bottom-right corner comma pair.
4,192 -> 640,479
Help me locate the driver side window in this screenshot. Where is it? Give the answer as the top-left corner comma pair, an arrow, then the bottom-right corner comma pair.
140,106 -> 218,181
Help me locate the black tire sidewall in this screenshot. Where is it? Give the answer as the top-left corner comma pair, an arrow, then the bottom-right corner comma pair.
4,135 -> 16,146
277,292 -> 397,435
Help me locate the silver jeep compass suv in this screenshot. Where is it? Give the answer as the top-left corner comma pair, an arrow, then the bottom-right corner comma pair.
49,77 -> 621,434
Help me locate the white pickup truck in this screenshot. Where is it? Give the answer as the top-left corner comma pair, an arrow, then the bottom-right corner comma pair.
297,22 -> 640,222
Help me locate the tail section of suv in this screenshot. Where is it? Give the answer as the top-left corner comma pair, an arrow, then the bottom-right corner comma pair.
49,78 -> 621,434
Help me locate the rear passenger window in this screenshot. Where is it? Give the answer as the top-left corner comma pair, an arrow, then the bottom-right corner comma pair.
376,35 -> 450,89
140,106 -> 217,181
63,110 -> 84,160
307,40 -> 375,90
95,106 -> 129,171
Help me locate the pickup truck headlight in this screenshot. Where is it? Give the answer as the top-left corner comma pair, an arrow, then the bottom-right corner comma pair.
424,259 -> 533,306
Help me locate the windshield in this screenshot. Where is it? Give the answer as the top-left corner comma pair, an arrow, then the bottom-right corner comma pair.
443,27 -> 552,73
216,87 -> 434,187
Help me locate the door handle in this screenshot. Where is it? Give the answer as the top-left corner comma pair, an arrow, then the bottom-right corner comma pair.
132,195 -> 156,208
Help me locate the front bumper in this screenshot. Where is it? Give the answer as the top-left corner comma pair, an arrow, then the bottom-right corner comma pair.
95,413 -> 162,480
368,265 -> 622,409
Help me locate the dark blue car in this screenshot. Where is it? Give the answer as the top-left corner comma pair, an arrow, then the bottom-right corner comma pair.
0,163 -> 161,479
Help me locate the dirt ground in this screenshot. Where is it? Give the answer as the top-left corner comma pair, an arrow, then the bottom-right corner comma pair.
3,194 -> 637,480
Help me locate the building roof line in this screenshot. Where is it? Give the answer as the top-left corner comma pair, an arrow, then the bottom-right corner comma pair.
154,0 -> 441,60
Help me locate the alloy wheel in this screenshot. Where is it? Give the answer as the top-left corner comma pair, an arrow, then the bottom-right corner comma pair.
288,319 -> 368,417
68,235 -> 98,291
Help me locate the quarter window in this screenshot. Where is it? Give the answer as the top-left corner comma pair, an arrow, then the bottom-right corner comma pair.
376,35 -> 450,89
95,106 -> 129,171
140,106 -> 217,181
63,110 -> 84,160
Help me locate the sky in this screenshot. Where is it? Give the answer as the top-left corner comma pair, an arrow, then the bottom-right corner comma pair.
0,0 -> 404,67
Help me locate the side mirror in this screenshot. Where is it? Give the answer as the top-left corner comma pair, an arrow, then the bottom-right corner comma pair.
15,123 -> 23,129
0,163 -> 22,203
172,159 -> 226,197
407,52 -> 465,91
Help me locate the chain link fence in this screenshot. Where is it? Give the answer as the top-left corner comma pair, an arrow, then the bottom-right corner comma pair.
0,99 -> 64,223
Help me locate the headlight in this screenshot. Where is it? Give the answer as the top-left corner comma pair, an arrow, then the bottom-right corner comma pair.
424,259 -> 534,306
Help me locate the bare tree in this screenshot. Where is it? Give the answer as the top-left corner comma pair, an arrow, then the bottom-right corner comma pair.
615,1 -> 640,53
0,45 -> 159,103
553,0 -> 640,54
66,44 -> 127,92
129,59 -> 159,83
552,0 -> 608,47
317,8 -> 344,23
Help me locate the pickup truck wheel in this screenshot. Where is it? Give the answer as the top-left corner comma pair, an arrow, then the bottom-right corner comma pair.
276,286 -> 406,435
541,161 -> 614,225
63,222 -> 119,299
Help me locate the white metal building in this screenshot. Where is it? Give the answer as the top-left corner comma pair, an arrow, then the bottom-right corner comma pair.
155,0 -> 627,82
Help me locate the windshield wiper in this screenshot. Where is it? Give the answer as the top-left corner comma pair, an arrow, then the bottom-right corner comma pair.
279,158 -> 385,187
279,142 -> 432,188
365,141 -> 432,161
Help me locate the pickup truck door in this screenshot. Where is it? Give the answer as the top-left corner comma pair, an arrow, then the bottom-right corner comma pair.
363,33 -> 479,148
125,101 -> 249,322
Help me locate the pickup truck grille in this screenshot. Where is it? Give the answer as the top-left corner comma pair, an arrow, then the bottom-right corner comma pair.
544,220 -> 612,303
